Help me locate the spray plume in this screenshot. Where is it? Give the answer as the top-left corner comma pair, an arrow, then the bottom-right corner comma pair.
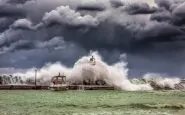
13,51 -> 153,91
143,73 -> 181,89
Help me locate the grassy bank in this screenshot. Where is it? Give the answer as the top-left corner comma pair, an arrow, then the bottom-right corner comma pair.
0,90 -> 185,115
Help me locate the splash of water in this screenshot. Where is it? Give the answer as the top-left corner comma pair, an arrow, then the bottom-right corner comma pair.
143,73 -> 181,89
0,75 -> 24,85
12,51 -> 153,91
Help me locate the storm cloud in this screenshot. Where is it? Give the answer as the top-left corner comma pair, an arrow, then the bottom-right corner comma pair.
0,0 -> 185,78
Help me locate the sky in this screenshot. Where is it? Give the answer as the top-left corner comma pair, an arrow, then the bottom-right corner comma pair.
0,0 -> 185,78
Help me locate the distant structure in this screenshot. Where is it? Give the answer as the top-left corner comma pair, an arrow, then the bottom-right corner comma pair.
0,76 -> 2,85
49,73 -> 68,91
89,56 -> 96,65
51,73 -> 66,85
181,79 -> 185,83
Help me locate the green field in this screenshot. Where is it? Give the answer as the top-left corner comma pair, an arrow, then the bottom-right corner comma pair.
0,90 -> 185,115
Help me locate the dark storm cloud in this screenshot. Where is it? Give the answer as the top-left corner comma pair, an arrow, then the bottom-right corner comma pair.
1,0 -> 185,77
0,3 -> 25,17
110,0 -> 123,8
154,0 -> 185,25
0,17 -> 17,32
122,2 -> 157,15
76,0 -> 107,11
155,0 -> 172,10
1,0 -> 185,52
150,10 -> 172,22
6,0 -> 32,4
0,41 -> 87,68
76,5 -> 106,11
155,0 -> 185,10
172,2 -> 185,25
